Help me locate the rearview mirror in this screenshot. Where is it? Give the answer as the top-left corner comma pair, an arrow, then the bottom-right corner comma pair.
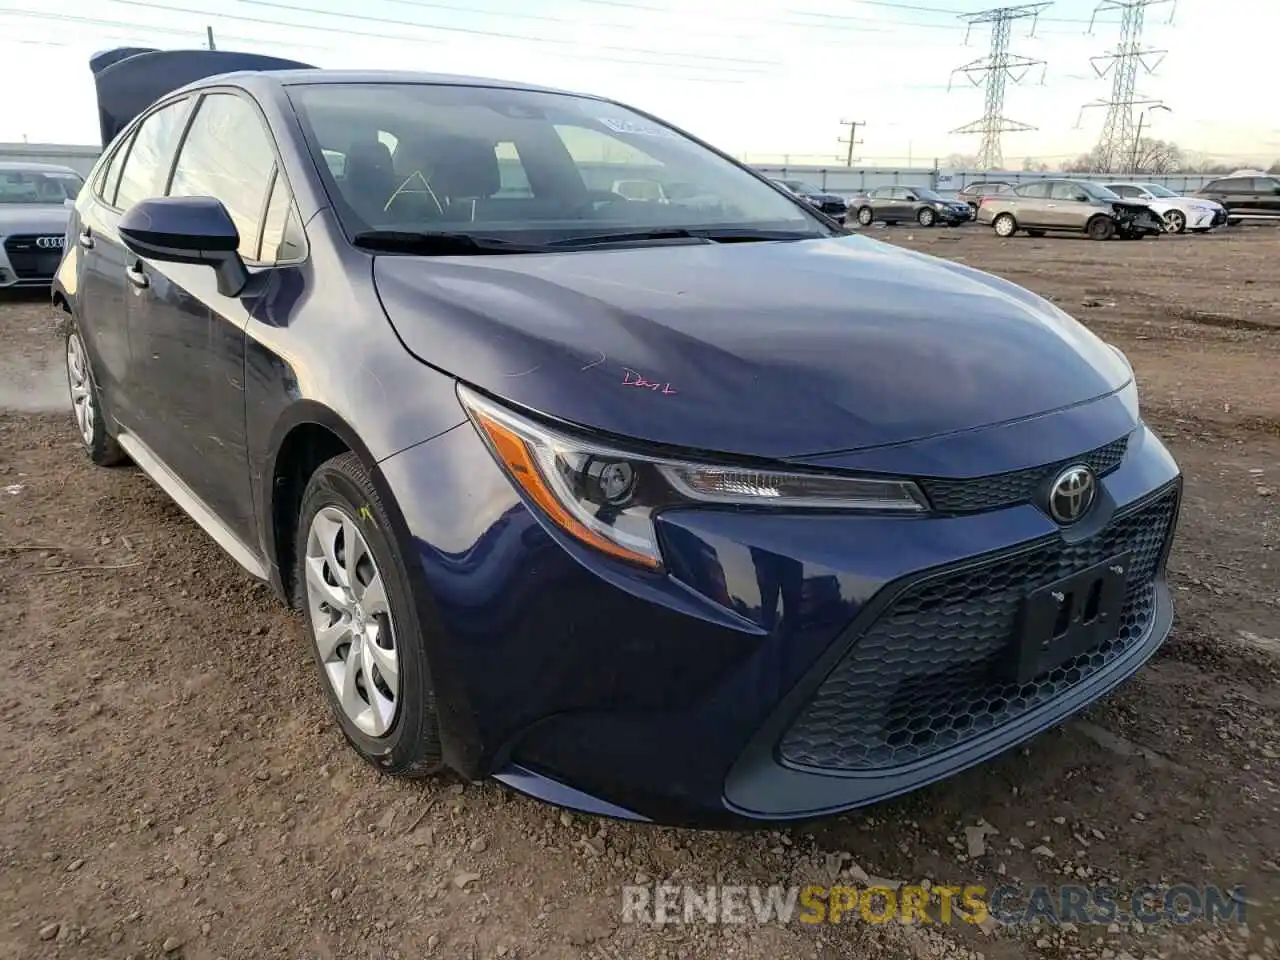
118,196 -> 248,297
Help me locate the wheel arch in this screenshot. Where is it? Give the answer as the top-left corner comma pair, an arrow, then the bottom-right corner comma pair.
263,401 -> 401,607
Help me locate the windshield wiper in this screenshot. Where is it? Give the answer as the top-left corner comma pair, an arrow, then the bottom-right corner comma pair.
351,230 -> 548,255
544,227 -> 827,249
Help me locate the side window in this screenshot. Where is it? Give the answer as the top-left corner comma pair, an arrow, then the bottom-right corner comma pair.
95,133 -> 134,205
1017,181 -> 1050,199
1215,178 -> 1246,193
168,93 -> 277,262
258,171 -> 307,264
1050,181 -> 1084,201
113,98 -> 192,211
1110,184 -> 1135,198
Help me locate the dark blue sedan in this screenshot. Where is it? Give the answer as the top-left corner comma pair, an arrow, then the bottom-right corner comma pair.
54,47 -> 1181,827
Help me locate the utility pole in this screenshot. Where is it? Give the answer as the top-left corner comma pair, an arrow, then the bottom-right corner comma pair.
1078,0 -> 1172,173
838,120 -> 864,166
1130,102 -> 1170,172
948,3 -> 1049,172
206,25 -> 217,50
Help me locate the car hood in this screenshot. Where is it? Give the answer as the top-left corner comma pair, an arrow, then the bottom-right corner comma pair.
0,204 -> 71,233
374,234 -> 1131,460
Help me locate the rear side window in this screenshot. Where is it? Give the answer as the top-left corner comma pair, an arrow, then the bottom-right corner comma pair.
95,135 -> 133,204
1209,178 -> 1249,193
113,97 -> 192,212
1016,181 -> 1050,199
168,93 -> 277,261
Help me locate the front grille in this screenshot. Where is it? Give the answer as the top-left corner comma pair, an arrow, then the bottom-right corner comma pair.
3,235 -> 63,280
918,434 -> 1129,514
778,485 -> 1178,773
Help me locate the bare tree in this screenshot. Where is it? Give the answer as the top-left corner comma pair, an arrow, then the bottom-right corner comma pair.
1021,157 -> 1050,172
942,153 -> 981,169
1132,138 -> 1182,174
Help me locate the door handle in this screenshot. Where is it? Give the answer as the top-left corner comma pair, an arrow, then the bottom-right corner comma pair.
79,229 -> 94,250
125,263 -> 149,289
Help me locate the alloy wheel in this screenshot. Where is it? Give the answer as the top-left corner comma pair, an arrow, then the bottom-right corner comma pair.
304,505 -> 400,737
66,332 -> 95,448
1164,210 -> 1186,234
857,207 -> 873,226
994,214 -> 1015,237
918,208 -> 935,227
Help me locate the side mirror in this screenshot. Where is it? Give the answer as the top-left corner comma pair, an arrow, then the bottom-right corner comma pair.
904,194 -> 917,202
1075,194 -> 1089,203
118,196 -> 248,297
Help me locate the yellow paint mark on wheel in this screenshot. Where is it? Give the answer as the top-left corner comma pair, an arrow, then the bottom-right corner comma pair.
358,504 -> 374,523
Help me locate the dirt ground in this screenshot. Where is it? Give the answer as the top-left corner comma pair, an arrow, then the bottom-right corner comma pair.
2,225 -> 1279,960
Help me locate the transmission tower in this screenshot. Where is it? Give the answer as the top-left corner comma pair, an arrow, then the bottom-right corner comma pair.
948,4 -> 1049,171
1078,0 -> 1173,172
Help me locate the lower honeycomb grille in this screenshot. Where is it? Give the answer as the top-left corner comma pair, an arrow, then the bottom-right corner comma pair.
778,485 -> 1179,773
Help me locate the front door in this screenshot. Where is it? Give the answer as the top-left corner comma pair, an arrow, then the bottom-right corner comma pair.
124,90 -> 292,547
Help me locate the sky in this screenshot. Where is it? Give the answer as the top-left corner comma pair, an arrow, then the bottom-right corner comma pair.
0,0 -> 1276,167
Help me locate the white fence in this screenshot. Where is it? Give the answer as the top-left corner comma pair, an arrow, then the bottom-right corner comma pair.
0,143 -> 101,176
752,164 -> 1219,198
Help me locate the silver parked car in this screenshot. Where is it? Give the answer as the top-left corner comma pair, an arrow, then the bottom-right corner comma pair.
976,178 -> 1164,241
0,162 -> 84,289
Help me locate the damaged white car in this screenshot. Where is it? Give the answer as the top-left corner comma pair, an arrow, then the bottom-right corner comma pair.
1103,182 -> 1228,234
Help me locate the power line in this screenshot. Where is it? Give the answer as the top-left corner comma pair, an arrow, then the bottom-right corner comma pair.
0,6 -> 760,80
1078,0 -> 1173,172
948,4 -> 1049,170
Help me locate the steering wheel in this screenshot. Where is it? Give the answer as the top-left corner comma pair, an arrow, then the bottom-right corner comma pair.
570,189 -> 631,217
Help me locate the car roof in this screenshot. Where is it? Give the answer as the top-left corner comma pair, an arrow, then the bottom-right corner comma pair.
171,68 -> 588,100
0,160 -> 83,174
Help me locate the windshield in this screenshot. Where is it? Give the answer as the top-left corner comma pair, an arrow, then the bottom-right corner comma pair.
1142,183 -> 1178,198
0,169 -> 84,204
288,83 -> 830,244
913,187 -> 942,201
1079,182 -> 1120,201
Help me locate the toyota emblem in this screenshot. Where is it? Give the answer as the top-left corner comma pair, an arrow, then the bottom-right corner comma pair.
1047,465 -> 1097,524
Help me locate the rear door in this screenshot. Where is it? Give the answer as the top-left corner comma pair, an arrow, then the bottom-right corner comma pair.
77,96 -> 193,427
1011,181 -> 1051,226
126,89 -> 306,546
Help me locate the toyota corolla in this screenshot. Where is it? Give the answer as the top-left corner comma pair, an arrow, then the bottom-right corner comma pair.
55,47 -> 1181,827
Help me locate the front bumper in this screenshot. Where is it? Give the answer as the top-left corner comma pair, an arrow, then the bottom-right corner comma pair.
0,234 -> 66,288
378,396 -> 1181,827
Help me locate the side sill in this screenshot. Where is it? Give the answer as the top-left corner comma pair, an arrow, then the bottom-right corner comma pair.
115,428 -> 269,582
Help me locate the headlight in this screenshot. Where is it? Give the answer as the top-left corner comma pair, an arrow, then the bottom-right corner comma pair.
458,385 -> 927,570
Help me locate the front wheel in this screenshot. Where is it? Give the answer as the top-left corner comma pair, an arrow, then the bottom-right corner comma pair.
1163,210 -> 1186,234
917,207 -> 936,227
1087,216 -> 1116,241
856,206 -> 874,226
297,452 -> 444,778
992,213 -> 1017,237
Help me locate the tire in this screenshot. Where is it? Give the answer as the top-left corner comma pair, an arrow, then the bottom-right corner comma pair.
1087,216 -> 1116,241
856,206 -> 874,226
1163,210 -> 1186,234
917,207 -> 936,227
992,213 -> 1017,237
1027,230 -> 1046,238
65,324 -> 127,467
296,451 -> 443,778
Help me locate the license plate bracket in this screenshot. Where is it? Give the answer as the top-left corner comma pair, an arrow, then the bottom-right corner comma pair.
1013,554 -> 1131,683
